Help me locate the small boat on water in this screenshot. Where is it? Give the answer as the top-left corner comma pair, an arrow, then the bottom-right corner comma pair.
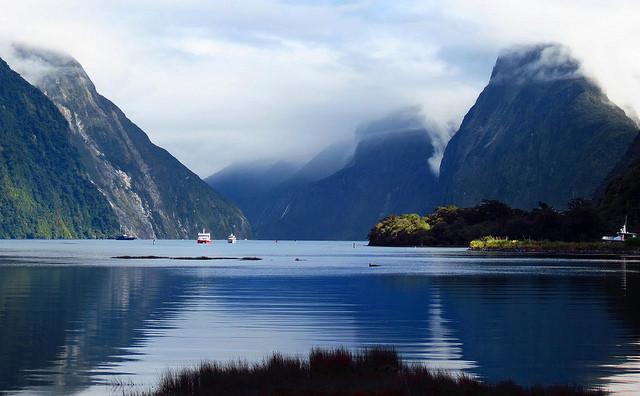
602,217 -> 637,242
116,227 -> 136,240
197,229 -> 211,244
227,233 -> 237,244
116,233 -> 136,240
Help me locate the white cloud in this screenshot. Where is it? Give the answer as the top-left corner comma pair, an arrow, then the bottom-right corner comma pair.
1,0 -> 640,176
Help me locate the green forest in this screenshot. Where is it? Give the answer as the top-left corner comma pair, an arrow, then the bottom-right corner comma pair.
367,199 -> 614,247
0,58 -> 119,238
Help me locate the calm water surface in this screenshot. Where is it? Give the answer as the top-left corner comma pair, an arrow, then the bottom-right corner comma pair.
1,239 -> 639,395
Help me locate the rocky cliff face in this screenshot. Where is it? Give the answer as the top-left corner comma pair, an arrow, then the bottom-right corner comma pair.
439,44 -> 639,210
7,45 -> 251,239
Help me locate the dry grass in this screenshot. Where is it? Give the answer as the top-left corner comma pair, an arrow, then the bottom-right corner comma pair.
126,346 -> 606,396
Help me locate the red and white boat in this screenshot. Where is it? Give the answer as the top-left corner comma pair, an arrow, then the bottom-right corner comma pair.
197,229 -> 211,244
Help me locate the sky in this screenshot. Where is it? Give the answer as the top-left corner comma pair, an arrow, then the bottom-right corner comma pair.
1,0 -> 640,177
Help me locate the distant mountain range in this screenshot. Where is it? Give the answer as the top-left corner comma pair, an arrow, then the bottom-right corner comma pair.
208,108 -> 446,240
208,43 -> 640,240
3,41 -> 640,241
1,44 -> 252,239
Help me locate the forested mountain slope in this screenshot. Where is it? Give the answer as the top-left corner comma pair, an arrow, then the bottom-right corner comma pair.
0,57 -> 118,238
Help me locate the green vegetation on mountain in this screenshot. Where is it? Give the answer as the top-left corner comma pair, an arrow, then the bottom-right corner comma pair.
0,58 -> 118,238
596,133 -> 640,234
439,44 -> 639,211
368,199 -> 607,247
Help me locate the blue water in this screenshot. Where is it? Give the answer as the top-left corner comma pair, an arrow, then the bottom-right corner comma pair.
1,239 -> 639,395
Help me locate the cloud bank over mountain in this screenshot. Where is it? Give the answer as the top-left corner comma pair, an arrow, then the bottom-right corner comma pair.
1,1 -> 639,175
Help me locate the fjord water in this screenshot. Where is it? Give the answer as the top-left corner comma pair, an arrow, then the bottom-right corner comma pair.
1,240 -> 639,395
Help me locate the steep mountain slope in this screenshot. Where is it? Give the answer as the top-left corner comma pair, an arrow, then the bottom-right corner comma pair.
7,45 -> 251,239
0,57 -> 119,238
596,133 -> 640,230
594,131 -> 640,200
439,44 -> 639,210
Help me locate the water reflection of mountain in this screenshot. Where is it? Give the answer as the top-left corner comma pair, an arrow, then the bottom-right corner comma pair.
434,274 -> 635,387
2,263 -> 639,394
186,273 -> 639,388
603,260 -> 640,331
0,266 -> 188,394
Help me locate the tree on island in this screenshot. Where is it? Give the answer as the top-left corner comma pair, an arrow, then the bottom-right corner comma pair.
368,199 -> 609,247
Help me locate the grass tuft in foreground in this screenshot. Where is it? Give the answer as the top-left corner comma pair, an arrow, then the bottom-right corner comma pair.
129,346 -> 605,396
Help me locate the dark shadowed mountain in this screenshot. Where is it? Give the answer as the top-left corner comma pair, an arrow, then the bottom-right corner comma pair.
208,44 -> 640,240
594,129 -> 640,198
439,44 -> 639,211
205,139 -> 355,224
259,130 -> 441,240
7,44 -> 251,239
292,139 -> 356,184
596,132 -> 640,231
205,159 -> 305,222
0,57 -> 119,238
208,109 -> 444,240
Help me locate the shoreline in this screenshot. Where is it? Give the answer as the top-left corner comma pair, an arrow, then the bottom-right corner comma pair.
468,236 -> 640,258
468,246 -> 640,258
369,242 -> 640,258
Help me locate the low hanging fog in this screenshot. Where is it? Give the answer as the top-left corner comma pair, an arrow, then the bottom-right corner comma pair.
1,1 -> 639,177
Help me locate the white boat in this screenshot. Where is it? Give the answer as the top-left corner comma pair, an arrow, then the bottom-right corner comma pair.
197,229 -> 211,244
115,227 -> 136,240
227,233 -> 237,244
602,217 -> 637,242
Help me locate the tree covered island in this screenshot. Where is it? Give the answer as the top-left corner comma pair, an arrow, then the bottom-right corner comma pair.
368,199 -> 640,252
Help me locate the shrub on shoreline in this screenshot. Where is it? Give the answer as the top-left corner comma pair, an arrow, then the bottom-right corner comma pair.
469,235 -> 640,253
128,347 -> 606,396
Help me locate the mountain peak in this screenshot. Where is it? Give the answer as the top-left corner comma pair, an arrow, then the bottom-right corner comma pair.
355,107 -> 426,139
2,43 -> 83,86
439,42 -> 638,210
489,43 -> 580,85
